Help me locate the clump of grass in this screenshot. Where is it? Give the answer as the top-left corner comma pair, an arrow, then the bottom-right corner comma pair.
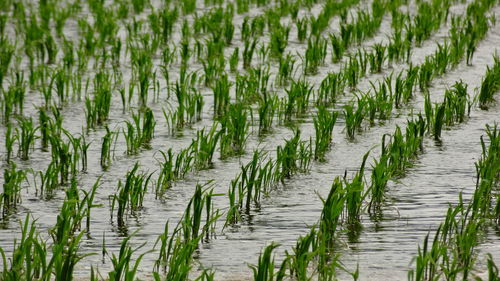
107,232 -> 148,281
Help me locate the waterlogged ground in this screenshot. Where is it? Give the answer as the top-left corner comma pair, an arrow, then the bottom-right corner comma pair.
0,0 -> 500,280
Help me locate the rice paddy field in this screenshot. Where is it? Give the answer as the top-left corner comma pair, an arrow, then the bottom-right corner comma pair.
1,0 -> 500,280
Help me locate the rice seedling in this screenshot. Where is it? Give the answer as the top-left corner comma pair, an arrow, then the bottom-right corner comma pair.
478,56 -> 500,109
154,148 -> 193,198
101,126 -> 118,170
249,243 -> 286,281
284,79 -> 313,121
286,227 -> 317,281
343,98 -> 366,140
1,164 -> 26,219
0,37 -> 15,88
212,74 -> 231,119
313,106 -> 338,161
315,72 -> 345,107
4,123 -> 16,163
107,233 -> 148,281
123,107 -> 156,155
220,103 -> 249,158
258,92 -> 278,136
0,214 -> 50,280
243,38 -> 258,69
277,53 -> 296,86
303,36 -> 327,75
111,163 -> 153,227
15,116 -> 39,160
269,24 -> 290,59
191,125 -> 221,170
343,152 -> 369,227
229,48 -> 239,72
276,130 -> 313,181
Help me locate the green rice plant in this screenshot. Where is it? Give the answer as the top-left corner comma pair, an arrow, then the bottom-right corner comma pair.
111,163 -> 153,227
316,72 -> 345,107
37,107 -> 49,151
284,79 -> 313,121
229,47 -> 239,72
123,107 -> 156,155
191,125 -> 222,170
101,126 -> 118,170
85,71 -> 112,130
0,214 -> 49,280
478,56 -> 500,109
258,92 -> 278,135
368,43 -> 386,73
313,106 -> 338,161
329,33 -> 345,63
212,74 -> 231,119
249,243 -> 285,281
154,148 -> 193,198
277,53 -> 296,86
286,227 -> 317,281
295,18 -> 308,43
4,123 -> 16,163
220,103 -> 249,158
1,164 -> 26,219
36,161 -> 59,199
15,116 -> 39,160
276,130 -> 313,181
181,183 -> 221,242
269,24 -> 290,59
343,152 -> 369,226
343,98 -> 366,139
181,0 -> 197,14
243,38 -> 258,69
443,81 -> 471,126
107,233 -> 148,281
173,81 -> 204,129
0,37 -> 15,88
318,177 -> 345,250
303,36 -> 327,75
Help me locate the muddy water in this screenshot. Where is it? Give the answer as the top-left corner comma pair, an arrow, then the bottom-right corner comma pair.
1,0 -> 500,280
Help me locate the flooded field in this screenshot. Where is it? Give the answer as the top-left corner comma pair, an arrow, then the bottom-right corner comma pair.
0,0 -> 499,280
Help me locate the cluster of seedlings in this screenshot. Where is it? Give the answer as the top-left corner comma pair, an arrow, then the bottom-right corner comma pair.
1,0 -> 500,279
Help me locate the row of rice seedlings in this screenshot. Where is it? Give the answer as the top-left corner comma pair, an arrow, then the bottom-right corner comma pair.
332,0 -> 494,140
247,156 -> 372,280
225,131 -> 314,226
0,175 -> 101,279
329,0 -> 389,63
110,162 -> 153,227
409,123 -> 500,280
